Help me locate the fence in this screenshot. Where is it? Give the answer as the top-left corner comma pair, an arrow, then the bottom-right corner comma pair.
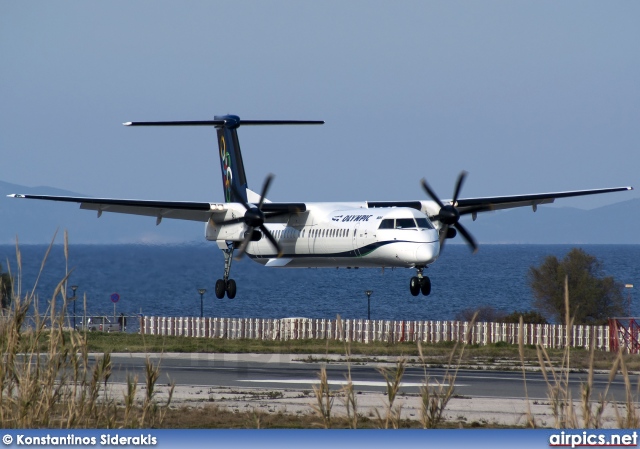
609,318 -> 640,354
140,316 -> 617,351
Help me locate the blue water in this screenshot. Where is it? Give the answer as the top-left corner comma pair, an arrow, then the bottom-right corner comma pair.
1,244 -> 639,324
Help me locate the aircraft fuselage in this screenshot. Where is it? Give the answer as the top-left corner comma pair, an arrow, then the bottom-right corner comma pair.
206,203 -> 440,269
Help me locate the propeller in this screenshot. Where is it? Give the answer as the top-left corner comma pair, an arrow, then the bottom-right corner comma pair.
420,171 -> 479,253
218,174 -> 284,259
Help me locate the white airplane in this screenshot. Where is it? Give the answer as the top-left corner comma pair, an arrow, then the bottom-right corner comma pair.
8,115 -> 633,299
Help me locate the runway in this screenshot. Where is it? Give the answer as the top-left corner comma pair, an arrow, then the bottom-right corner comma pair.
104,352 -> 632,402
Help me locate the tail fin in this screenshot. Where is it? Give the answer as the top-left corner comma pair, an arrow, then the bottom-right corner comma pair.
124,115 -> 323,204
214,115 -> 249,203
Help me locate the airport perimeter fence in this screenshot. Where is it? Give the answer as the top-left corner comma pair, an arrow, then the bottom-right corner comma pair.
140,316 -> 620,352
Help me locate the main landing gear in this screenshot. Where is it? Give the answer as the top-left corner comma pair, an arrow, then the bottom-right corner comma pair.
409,267 -> 431,296
215,244 -> 236,299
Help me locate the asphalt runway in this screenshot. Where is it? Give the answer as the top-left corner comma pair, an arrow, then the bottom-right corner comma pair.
103,353 -> 633,402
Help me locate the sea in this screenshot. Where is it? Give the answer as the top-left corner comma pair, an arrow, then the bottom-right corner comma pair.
1,244 -> 639,332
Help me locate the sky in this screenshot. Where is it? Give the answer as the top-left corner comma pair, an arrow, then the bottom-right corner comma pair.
2,1 -> 639,210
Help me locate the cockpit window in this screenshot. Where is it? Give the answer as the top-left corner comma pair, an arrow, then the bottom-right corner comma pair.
395,218 -> 416,229
415,217 -> 434,229
378,219 -> 394,229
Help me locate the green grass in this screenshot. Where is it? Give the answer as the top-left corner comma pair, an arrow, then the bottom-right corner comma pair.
71,332 -> 640,371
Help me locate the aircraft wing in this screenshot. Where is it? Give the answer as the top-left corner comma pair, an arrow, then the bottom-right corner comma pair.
368,186 -> 633,218
7,193 -> 218,222
7,193 -> 306,223
454,186 -> 633,215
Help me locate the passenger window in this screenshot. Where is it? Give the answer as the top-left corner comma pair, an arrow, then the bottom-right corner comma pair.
396,218 -> 417,229
378,219 -> 394,229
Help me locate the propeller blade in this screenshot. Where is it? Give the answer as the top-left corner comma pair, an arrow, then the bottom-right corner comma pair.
257,173 -> 274,210
260,225 -> 283,257
439,224 -> 449,253
420,178 -> 445,208
422,171 -> 478,254
452,170 -> 468,204
454,222 -> 478,253
234,227 -> 254,259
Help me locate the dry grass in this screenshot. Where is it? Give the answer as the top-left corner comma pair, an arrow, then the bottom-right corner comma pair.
0,233 -> 173,429
530,276 -> 640,429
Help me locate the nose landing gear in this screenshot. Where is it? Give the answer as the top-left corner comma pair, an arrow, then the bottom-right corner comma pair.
410,267 -> 431,296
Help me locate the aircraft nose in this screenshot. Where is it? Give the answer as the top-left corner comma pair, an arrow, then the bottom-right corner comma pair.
415,242 -> 439,263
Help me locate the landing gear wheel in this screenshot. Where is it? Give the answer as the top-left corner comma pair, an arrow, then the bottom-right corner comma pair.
226,279 -> 236,299
409,277 -> 421,296
420,277 -> 431,296
215,279 -> 226,299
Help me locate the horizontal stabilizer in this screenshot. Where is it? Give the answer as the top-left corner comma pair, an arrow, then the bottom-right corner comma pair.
124,120 -> 324,127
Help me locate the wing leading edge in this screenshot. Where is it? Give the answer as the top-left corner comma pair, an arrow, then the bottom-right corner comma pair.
367,186 -> 633,217
454,186 -> 633,215
7,193 -> 306,223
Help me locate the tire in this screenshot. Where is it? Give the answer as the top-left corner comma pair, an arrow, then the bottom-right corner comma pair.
226,279 -> 237,299
409,277 -> 420,296
421,277 -> 431,296
215,279 -> 226,299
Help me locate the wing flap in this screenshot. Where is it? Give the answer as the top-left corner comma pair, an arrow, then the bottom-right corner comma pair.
454,186 -> 633,214
78,203 -> 213,222
9,194 -> 221,222
363,186 -> 633,218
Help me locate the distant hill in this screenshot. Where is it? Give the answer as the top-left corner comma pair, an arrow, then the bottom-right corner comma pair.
1,179 -> 639,244
0,180 -> 203,244
461,198 -> 640,244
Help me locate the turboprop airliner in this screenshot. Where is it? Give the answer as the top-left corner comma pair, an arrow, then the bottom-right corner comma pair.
8,115 -> 633,299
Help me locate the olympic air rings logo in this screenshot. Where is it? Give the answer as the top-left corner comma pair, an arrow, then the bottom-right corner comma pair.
220,136 -> 233,202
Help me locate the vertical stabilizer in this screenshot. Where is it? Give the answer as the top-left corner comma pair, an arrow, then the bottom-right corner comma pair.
215,115 -> 248,203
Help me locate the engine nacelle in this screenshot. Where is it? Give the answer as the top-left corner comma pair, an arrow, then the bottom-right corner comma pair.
206,218 -> 245,241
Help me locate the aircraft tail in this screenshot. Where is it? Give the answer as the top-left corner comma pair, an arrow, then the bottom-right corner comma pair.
215,115 -> 248,203
124,115 -> 323,204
